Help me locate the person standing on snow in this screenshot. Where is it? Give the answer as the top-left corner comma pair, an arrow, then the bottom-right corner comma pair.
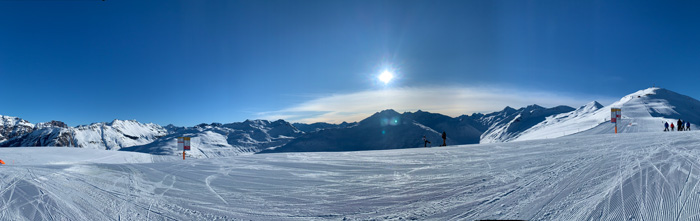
687,121 -> 691,131
423,135 -> 431,147
665,122 -> 669,131
678,119 -> 684,131
671,123 -> 675,131
441,131 -> 447,146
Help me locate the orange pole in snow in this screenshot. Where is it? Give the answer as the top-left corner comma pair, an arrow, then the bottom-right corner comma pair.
183,151 -> 186,160
615,125 -> 617,134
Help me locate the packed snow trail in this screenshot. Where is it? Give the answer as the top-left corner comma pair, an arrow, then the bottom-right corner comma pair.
2,131 -> 700,220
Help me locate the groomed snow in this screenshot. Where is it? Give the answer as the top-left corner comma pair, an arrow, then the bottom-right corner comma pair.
3,130 -> 700,220
0,147 -> 177,165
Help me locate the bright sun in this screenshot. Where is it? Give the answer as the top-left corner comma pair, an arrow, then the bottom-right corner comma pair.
378,70 -> 394,84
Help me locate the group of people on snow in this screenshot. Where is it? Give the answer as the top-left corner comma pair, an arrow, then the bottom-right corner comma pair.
664,119 -> 691,131
423,131 -> 448,147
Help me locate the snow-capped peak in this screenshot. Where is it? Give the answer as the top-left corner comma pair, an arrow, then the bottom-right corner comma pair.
0,115 -> 34,128
626,87 -> 661,98
577,101 -> 604,114
619,87 -> 700,121
0,115 -> 35,143
581,101 -> 604,111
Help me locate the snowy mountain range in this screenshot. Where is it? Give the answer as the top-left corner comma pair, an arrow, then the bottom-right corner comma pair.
0,119 -> 167,149
263,109 -> 458,153
265,87 -> 700,152
2,87 -> 699,156
292,122 -> 358,133
122,119 -> 306,158
264,105 -> 577,153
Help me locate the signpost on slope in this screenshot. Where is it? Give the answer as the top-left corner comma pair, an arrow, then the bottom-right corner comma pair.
178,137 -> 191,160
611,108 -> 621,134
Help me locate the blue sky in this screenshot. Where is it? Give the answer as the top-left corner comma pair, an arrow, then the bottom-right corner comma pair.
2,0 -> 700,126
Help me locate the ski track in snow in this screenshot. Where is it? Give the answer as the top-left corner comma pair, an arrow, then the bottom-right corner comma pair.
3,131 -> 700,220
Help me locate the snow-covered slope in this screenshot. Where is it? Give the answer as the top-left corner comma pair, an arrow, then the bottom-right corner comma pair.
4,131 -> 700,220
122,119 -> 303,158
513,87 -> 700,141
0,147 -> 176,165
0,115 -> 34,143
71,119 -> 167,150
479,105 -> 576,143
513,101 -> 605,141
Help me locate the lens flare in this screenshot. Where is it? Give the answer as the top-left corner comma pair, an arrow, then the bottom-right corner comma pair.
378,70 -> 393,84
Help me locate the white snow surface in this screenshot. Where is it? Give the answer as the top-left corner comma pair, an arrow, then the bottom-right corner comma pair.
3,131 -> 700,220
0,147 -> 175,165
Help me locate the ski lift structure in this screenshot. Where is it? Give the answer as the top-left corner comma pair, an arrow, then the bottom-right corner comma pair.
611,108 -> 621,134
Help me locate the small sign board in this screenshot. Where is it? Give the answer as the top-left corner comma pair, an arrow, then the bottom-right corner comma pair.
611,108 -> 621,123
177,137 -> 191,151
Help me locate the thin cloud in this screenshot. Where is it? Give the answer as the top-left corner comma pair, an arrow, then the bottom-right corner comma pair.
258,86 -> 616,123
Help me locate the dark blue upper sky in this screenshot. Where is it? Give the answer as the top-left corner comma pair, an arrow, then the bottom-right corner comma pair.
2,0 -> 700,126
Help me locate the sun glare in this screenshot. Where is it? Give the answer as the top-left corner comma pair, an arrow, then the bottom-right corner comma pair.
379,70 -> 394,84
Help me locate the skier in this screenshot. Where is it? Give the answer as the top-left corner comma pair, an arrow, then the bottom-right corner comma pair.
671,123 -> 675,131
664,122 -> 669,131
678,119 -> 683,131
423,135 -> 431,147
687,121 -> 691,131
441,131 -> 447,146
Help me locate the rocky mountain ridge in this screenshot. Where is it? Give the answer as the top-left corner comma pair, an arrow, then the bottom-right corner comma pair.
4,87 -> 696,156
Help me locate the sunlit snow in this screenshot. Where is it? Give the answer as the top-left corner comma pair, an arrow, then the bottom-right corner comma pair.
3,131 -> 700,220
